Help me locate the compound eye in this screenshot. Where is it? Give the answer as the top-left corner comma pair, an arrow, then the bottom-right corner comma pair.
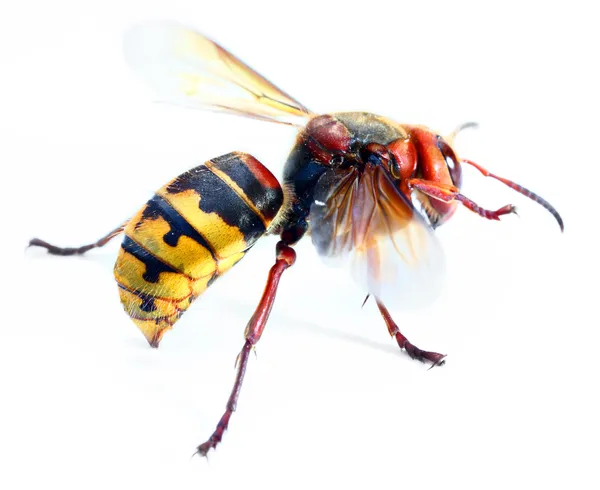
437,137 -> 462,188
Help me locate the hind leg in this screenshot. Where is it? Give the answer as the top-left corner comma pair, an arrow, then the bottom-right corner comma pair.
196,240 -> 296,457
29,222 -> 127,255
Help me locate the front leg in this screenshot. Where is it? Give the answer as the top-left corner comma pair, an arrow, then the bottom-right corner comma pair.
407,178 -> 517,221
196,240 -> 296,457
377,300 -> 446,367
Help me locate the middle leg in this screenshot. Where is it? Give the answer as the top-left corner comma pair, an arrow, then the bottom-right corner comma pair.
377,300 -> 446,367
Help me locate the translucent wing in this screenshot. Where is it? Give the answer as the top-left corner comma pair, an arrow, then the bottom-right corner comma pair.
123,21 -> 313,126
310,166 -> 446,309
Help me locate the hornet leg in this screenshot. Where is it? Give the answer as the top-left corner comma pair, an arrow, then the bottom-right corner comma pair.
196,240 -> 296,457
407,178 -> 517,221
377,300 -> 446,367
28,222 -> 128,255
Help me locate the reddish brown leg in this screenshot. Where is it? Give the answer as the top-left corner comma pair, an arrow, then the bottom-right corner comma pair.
196,241 -> 296,457
376,300 -> 446,367
461,159 -> 564,231
28,222 -> 128,255
407,178 -> 517,221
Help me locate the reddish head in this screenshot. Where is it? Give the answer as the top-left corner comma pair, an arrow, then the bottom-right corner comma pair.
404,125 -> 463,227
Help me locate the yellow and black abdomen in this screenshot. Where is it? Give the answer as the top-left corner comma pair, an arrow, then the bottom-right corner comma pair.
114,152 -> 284,347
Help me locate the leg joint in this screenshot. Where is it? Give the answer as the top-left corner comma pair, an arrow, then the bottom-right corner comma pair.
276,241 -> 296,266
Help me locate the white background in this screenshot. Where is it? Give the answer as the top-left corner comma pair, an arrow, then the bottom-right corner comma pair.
2,1 -> 599,489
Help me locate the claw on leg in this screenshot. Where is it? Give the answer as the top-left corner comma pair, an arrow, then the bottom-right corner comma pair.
400,338 -> 446,367
376,300 -> 446,368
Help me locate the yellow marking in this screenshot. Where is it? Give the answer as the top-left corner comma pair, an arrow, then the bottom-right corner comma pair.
115,180 -> 259,347
113,248 -> 192,301
191,274 -> 213,297
131,318 -> 173,347
204,159 -> 269,228
157,188 -> 248,260
125,209 -> 217,280
175,296 -> 193,311
216,251 -> 245,274
118,287 -> 187,322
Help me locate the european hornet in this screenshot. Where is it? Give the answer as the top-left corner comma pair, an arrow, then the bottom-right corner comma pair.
29,21 -> 564,456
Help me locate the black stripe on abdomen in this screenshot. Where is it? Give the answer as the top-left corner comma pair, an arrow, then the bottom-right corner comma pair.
166,165 -> 267,244
210,153 -> 283,221
141,194 -> 218,261
121,235 -> 179,283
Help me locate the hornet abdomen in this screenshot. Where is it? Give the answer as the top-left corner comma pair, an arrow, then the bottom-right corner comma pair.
114,152 -> 284,347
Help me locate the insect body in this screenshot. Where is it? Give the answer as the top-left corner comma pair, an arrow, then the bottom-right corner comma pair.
115,152 -> 284,347
29,21 -> 564,457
